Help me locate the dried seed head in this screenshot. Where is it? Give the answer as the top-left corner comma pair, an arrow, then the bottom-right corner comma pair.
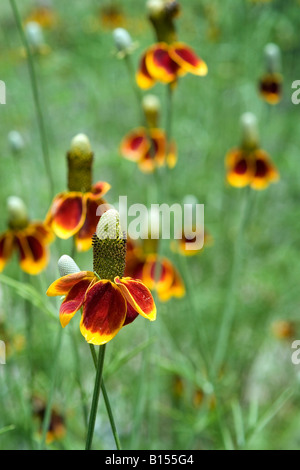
67,133 -> 93,193
7,196 -> 29,230
93,210 -> 126,281
240,112 -> 259,150
58,255 -> 80,277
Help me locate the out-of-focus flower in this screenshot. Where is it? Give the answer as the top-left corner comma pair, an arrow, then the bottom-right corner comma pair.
100,4 -> 126,29
225,113 -> 279,190
125,237 -> 185,303
136,0 -> 207,89
47,210 -> 156,345
45,134 -> 111,252
120,94 -> 177,172
113,28 -> 136,58
0,196 -> 54,275
259,43 -> 283,105
271,320 -> 295,340
24,0 -> 58,29
32,396 -> 66,445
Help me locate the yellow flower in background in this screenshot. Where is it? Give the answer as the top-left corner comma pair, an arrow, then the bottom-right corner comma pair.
0,196 -> 54,275
225,113 -> 279,190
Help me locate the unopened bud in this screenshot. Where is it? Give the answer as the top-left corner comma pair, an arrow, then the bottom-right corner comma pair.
25,21 -> 45,50
8,131 -> 25,153
113,28 -> 132,54
240,112 -> 259,149
7,196 -> 29,230
58,255 -> 80,277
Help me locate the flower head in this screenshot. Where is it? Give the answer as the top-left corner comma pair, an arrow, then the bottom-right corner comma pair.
259,43 -> 282,105
225,113 -> 279,190
45,134 -> 111,251
0,196 -> 54,275
47,210 -> 156,345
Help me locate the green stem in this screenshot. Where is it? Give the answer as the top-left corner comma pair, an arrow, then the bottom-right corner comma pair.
9,0 -> 55,201
39,325 -> 64,449
85,344 -> 106,450
213,188 -> 253,374
70,329 -> 89,428
89,344 -> 122,450
123,53 -> 144,124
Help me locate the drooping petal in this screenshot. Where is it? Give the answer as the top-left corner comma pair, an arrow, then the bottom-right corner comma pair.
31,222 -> 55,244
120,128 -> 149,162
59,278 -> 92,327
75,196 -> 109,252
169,42 -> 208,76
138,129 -> 167,173
259,73 -> 282,105
123,301 -> 139,326
0,232 -> 14,272
14,232 -> 49,275
46,193 -> 86,239
114,276 -> 156,321
145,43 -> 180,83
251,150 -> 279,190
89,181 -> 111,201
142,255 -> 174,293
225,148 -> 254,188
158,268 -> 185,302
136,52 -> 156,90
80,280 -> 127,345
47,271 -> 95,296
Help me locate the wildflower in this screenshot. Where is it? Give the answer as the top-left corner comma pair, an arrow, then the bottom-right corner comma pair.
32,396 -> 66,445
259,43 -> 283,105
120,94 -> 177,172
0,196 -> 54,275
25,0 -> 58,29
45,134 -> 111,251
271,320 -> 295,340
125,237 -> 185,302
136,0 -> 207,89
113,28 -> 135,58
225,113 -> 279,190
47,210 -> 156,345
23,21 -> 51,56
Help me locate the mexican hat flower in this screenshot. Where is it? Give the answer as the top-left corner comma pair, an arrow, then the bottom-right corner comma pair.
136,0 -> 207,89
47,210 -> 156,345
120,95 -> 177,172
225,113 -> 279,190
259,43 -> 283,105
45,134 -> 111,251
25,0 -> 58,30
0,196 -> 54,275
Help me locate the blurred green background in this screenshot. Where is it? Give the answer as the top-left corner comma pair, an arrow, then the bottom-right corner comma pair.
0,0 -> 300,450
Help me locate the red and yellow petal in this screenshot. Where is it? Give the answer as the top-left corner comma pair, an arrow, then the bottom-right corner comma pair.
169,42 -> 208,77
0,231 -> 14,272
120,128 -> 149,162
259,73 -> 282,105
142,255 -> 174,293
14,232 -> 49,275
59,278 -> 92,328
145,43 -> 180,84
75,196 -> 109,252
225,148 -> 254,188
80,280 -> 127,345
114,276 -> 156,321
158,268 -> 185,302
31,222 -> 55,244
136,52 -> 156,90
138,129 -> 167,173
89,181 -> 111,201
123,302 -> 139,326
251,150 -> 279,190
46,192 -> 86,239
47,271 -> 95,296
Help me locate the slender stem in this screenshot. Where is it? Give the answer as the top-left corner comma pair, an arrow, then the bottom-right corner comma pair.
89,344 -> 122,450
70,329 -> 89,428
85,344 -> 106,450
213,188 -> 253,374
39,325 -> 64,449
9,0 -> 55,201
123,54 -> 144,124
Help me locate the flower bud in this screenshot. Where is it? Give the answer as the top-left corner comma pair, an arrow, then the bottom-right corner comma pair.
8,130 -> 25,153
25,21 -> 45,51
142,94 -> 161,128
264,43 -> 281,74
7,196 -> 29,230
58,255 -> 80,277
240,112 -> 259,150
113,28 -> 133,54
